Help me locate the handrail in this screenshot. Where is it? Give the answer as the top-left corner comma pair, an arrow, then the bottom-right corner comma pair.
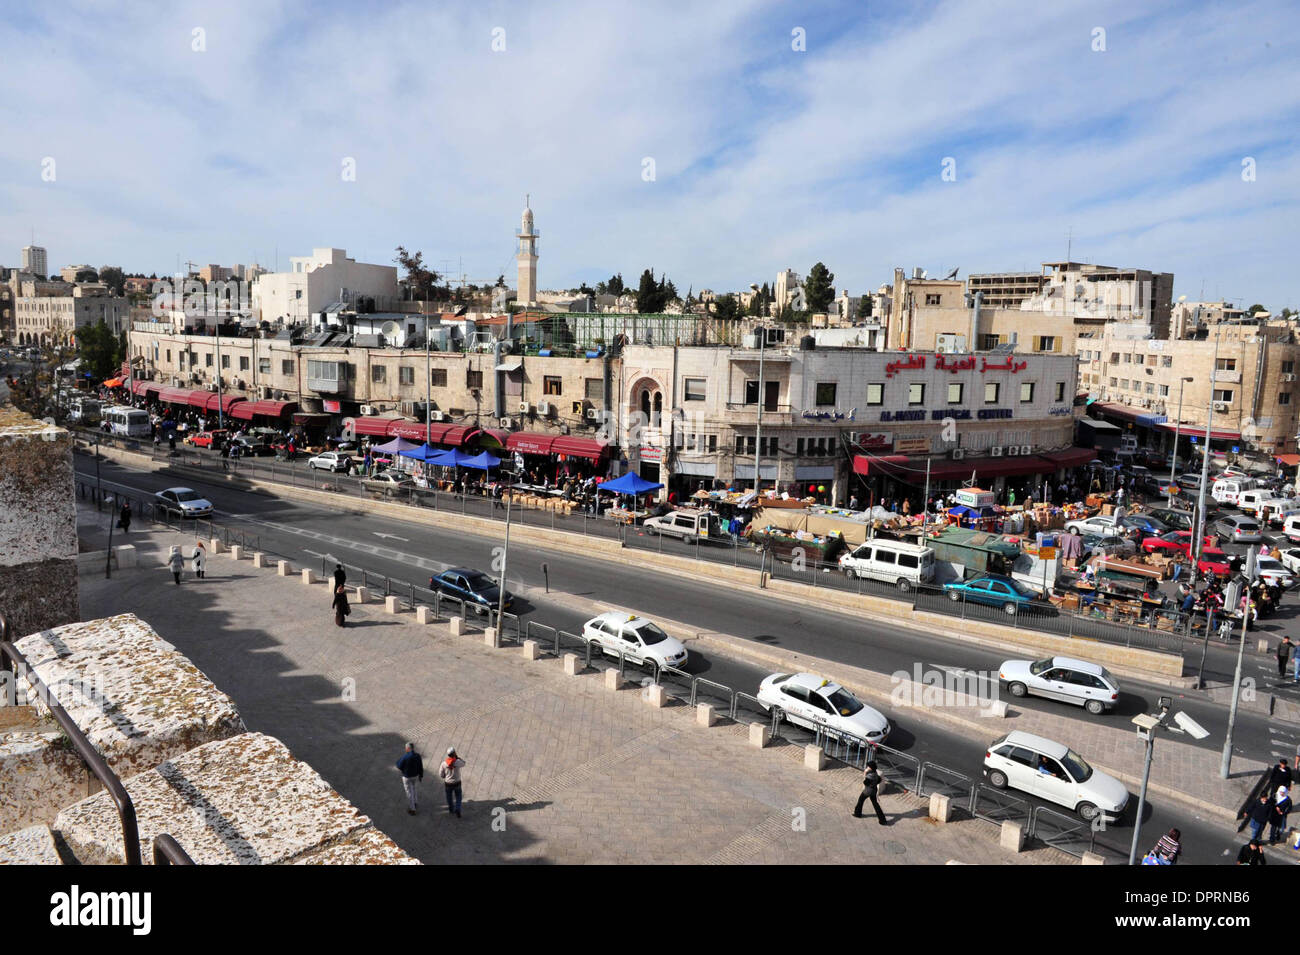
0,612 -> 142,866
152,833 -> 196,866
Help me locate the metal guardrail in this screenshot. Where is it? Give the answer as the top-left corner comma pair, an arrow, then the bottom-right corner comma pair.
1028,805 -> 1111,860
916,762 -> 976,813
0,612 -> 143,866
152,833 -> 196,866
971,784 -> 1032,829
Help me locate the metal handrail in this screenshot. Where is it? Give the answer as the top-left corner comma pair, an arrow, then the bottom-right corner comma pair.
152,833 -> 196,866
0,612 -> 142,865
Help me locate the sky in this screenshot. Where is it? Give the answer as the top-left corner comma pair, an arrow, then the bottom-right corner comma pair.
1,0 -> 1298,309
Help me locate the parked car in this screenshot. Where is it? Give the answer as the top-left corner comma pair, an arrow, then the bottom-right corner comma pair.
1176,473 -> 1207,492
189,429 -> 228,450
1278,548 -> 1300,576
642,509 -> 724,542
757,672 -> 891,743
1213,515 -> 1263,545
307,450 -> 353,472
983,731 -> 1129,821
998,657 -> 1120,715
228,435 -> 273,456
943,574 -> 1040,615
1195,547 -> 1236,578
1065,514 -> 1127,537
1140,530 -> 1215,558
429,567 -> 513,615
1147,507 -> 1195,531
580,611 -> 688,669
154,486 -> 213,518
1252,556 -> 1296,589
1121,514 -> 1168,534
1080,533 -> 1137,559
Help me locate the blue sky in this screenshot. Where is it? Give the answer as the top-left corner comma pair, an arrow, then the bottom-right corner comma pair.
1,0 -> 1298,308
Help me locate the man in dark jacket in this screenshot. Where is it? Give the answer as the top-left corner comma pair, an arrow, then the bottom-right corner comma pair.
1278,637 -> 1294,678
852,760 -> 888,825
1236,838 -> 1267,865
1246,792 -> 1272,842
396,742 -> 423,815
333,563 -> 346,594
1268,758 -> 1293,793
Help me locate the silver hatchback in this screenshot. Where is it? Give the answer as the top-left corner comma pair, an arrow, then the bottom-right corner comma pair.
1214,515 -> 1262,544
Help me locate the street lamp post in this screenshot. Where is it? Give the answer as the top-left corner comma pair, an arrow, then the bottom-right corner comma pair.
495,486 -> 512,639
1127,699 -> 1209,864
1166,376 -> 1193,504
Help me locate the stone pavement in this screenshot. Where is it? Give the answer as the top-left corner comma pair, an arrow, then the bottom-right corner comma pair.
76,514 -> 1074,865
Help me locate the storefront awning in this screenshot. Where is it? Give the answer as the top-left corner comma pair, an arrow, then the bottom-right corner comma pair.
1039,447 -> 1099,469
187,391 -> 214,409
131,381 -> 160,397
158,387 -> 196,405
477,428 -> 510,450
853,454 -> 912,476
292,412 -> 332,426
102,377 -> 124,388
506,432 -> 556,456
854,453 -> 1058,480
551,436 -> 610,460
249,399 -> 298,418
200,394 -> 245,414
1154,421 -> 1240,441
1276,454 -> 1300,467
352,416 -> 406,437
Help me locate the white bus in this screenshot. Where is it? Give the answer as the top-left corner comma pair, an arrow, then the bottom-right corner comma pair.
68,396 -> 102,424
103,405 -> 150,438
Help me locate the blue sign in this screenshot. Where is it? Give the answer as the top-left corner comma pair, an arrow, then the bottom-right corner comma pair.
1232,445 -> 1240,453
1190,436 -> 1198,444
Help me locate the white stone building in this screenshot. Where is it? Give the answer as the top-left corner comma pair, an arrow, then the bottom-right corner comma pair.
252,248 -> 400,325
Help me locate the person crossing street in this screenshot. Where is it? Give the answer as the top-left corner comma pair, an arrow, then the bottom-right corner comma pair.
852,760 -> 888,825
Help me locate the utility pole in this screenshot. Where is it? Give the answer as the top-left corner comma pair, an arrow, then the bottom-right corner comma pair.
753,327 -> 765,495
1193,335 -> 1221,690
495,489 -> 513,637
1220,550 -> 1255,778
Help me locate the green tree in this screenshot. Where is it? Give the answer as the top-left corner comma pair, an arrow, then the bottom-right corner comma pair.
636,269 -> 660,313
1247,303 -> 1268,315
394,246 -> 440,300
1280,307 -> 1296,320
805,262 -> 835,314
76,321 -> 123,381
578,282 -> 595,297
607,273 -> 626,297
713,293 -> 740,322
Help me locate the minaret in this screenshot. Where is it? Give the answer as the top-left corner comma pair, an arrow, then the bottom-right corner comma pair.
516,195 -> 538,307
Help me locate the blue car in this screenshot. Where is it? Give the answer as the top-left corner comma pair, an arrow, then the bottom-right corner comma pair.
429,567 -> 513,615
944,574 -> 1039,615
1121,514 -> 1168,534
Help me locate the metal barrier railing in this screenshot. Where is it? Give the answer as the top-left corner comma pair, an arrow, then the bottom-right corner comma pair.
971,784 -> 1032,829
1027,805 -> 1111,860
871,743 -> 922,793
0,612 -> 142,866
655,664 -> 695,704
916,762 -> 976,813
152,833 -> 196,866
731,691 -> 769,723
525,621 -> 559,656
691,676 -> 733,711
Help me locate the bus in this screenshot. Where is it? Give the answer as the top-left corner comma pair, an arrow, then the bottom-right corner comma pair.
68,396 -> 102,425
103,405 -> 150,438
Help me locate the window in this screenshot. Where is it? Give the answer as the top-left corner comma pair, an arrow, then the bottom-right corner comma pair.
1158,384 -> 1169,397
1281,393 -> 1292,406
1109,352 -> 1119,364
1019,382 -> 1034,402
981,334 -> 1001,351
221,354 -> 230,369
1122,354 -> 1131,364
399,366 -> 415,385
205,353 -> 213,367
166,349 -> 171,362
684,377 -> 706,401
761,436 -> 777,455
984,382 -> 1000,404
908,383 -> 925,405
1036,336 -> 1055,352
1213,389 -> 1233,403
866,383 -> 884,406
239,356 -> 249,371
258,358 -> 270,375
1216,358 -> 1237,371
815,382 -> 836,406
1120,379 -> 1130,390
430,368 -> 447,387
543,376 -> 562,395
874,550 -> 896,565
1054,382 -> 1066,402
1284,361 -> 1296,374
371,365 -> 387,383
1145,382 -> 1155,394
585,378 -> 603,400
743,380 -> 759,405
925,293 -> 941,306
897,553 -> 919,569
947,382 -> 963,404
1161,356 -> 1172,368
1108,377 -> 1117,386
282,359 -> 295,375
467,369 -> 483,389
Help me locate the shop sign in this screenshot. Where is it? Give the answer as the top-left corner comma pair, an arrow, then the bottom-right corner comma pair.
855,432 -> 893,451
895,437 -> 930,454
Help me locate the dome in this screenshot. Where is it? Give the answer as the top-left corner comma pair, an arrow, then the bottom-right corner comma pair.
521,206 -> 534,231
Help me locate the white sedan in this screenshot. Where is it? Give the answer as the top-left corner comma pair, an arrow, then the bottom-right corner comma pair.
1254,556 -> 1296,589
1279,548 -> 1300,576
1065,514 -> 1126,536
757,672 -> 891,743
580,612 -> 689,669
307,450 -> 352,472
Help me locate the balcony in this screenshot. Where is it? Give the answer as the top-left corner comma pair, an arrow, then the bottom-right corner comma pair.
724,402 -> 794,425
1212,369 -> 1242,384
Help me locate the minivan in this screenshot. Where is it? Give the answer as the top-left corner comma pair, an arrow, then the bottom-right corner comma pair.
838,539 -> 936,592
1284,514 -> 1300,543
643,509 -> 723,542
1211,476 -> 1256,506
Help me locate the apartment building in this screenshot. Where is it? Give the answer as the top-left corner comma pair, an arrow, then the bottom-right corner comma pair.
252,248 -> 401,324
13,285 -> 128,346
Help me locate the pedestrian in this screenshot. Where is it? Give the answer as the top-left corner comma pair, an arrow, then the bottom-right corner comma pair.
852,759 -> 887,825
1268,758 -> 1293,793
396,742 -> 423,815
191,540 -> 206,579
1007,488 -> 1016,508
439,747 -> 465,817
849,494 -> 860,511
118,500 -> 132,534
168,431 -> 176,453
1278,638 -> 1294,679
1152,827 -> 1182,863
1245,792 -> 1272,842
333,563 -> 346,593
221,442 -> 230,471
1171,556 -> 1184,582
1269,786 -> 1291,844
166,545 -> 184,585
1236,838 -> 1267,865
332,582 -> 350,627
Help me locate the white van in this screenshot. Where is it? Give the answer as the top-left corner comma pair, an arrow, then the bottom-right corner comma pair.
1284,514 -> 1300,543
1211,476 -> 1256,506
838,539 -> 936,592
642,509 -> 723,541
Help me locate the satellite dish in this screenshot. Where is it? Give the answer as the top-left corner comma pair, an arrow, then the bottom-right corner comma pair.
380,321 -> 401,341
946,267 -> 959,280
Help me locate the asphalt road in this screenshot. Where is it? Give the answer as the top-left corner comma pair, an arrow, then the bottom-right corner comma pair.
75,451 -> 1300,864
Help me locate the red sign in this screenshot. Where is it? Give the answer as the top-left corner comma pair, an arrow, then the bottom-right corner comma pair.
322,399 -> 341,413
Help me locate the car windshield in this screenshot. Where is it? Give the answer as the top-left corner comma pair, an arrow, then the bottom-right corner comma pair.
463,573 -> 493,590
825,687 -> 864,716
175,491 -> 201,502
1008,579 -> 1036,598
1029,658 -> 1054,675
637,622 -> 669,645
1160,531 -> 1182,542
1062,749 -> 1093,782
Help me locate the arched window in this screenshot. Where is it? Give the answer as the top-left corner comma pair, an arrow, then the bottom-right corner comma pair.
653,392 -> 663,427
640,389 -> 651,421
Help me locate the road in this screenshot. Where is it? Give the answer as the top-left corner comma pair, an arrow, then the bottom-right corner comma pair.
75,450 -> 1300,864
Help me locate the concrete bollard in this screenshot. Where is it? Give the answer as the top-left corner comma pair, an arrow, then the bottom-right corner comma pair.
803,744 -> 826,772
384,595 -> 400,614
748,722 -> 770,748
302,568 -> 317,585
604,668 -> 624,691
484,628 -> 498,648
1259,639 -> 1271,653
642,683 -> 667,707
416,606 -> 435,625
521,639 -> 540,660
1081,851 -> 1106,866
449,616 -> 465,637
229,545 -> 243,560
277,560 -> 292,577
1000,821 -> 1026,853
251,552 -> 267,568
695,702 -> 717,727
354,586 -> 369,604
112,544 -> 138,569
209,538 -> 223,554
981,699 -> 1009,718
562,653 -> 582,676
929,792 -> 953,823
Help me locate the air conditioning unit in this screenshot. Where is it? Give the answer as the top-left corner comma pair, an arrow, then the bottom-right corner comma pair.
1284,374 -> 1297,382
517,401 -> 531,414
498,417 -> 512,428
585,407 -> 600,421
990,446 -> 1004,457
951,448 -> 966,460
190,373 -> 201,383
430,410 -> 446,422
360,404 -> 377,416
1213,401 -> 1230,412
207,382 -> 220,392
558,424 -> 569,435
1020,445 -> 1033,455
233,378 -> 244,390
537,400 -> 553,416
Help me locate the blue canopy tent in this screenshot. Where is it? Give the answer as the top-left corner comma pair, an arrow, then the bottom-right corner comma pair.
947,504 -> 997,524
397,444 -> 446,463
461,451 -> 501,470
427,447 -> 477,468
600,471 -> 664,496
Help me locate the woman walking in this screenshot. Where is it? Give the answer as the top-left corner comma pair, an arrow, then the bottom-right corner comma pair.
191,540 -> 206,579
166,546 -> 184,585
332,582 -> 351,627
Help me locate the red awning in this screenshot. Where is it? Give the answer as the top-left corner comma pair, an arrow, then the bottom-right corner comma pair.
228,402 -> 255,422
390,421 -> 435,441
853,454 -> 911,476
353,416 -> 406,437
1154,421 -> 1240,441
478,428 -> 510,449
854,454 -> 1057,480
187,391 -> 213,409
1092,401 -> 1141,423
442,425 -> 480,447
158,387 -> 194,405
292,412 -> 332,426
200,394 -> 245,414
131,381 -> 160,397
1039,447 -> 1098,469
507,432 -> 556,456
249,399 -> 297,418
1277,454 -> 1300,467
550,436 -> 610,460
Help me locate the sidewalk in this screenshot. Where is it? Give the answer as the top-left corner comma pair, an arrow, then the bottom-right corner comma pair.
75,515 -> 1075,865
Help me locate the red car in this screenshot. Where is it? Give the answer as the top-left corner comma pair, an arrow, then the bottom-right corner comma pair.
189,429 -> 228,449
1141,531 -> 1234,577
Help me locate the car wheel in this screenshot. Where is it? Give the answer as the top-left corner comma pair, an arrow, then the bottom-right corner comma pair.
948,590 -> 961,602
1003,602 -> 1017,615
1007,682 -> 1027,698
987,769 -> 1008,789
896,578 -> 912,593
1085,699 -> 1105,715
1076,801 -> 1100,821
